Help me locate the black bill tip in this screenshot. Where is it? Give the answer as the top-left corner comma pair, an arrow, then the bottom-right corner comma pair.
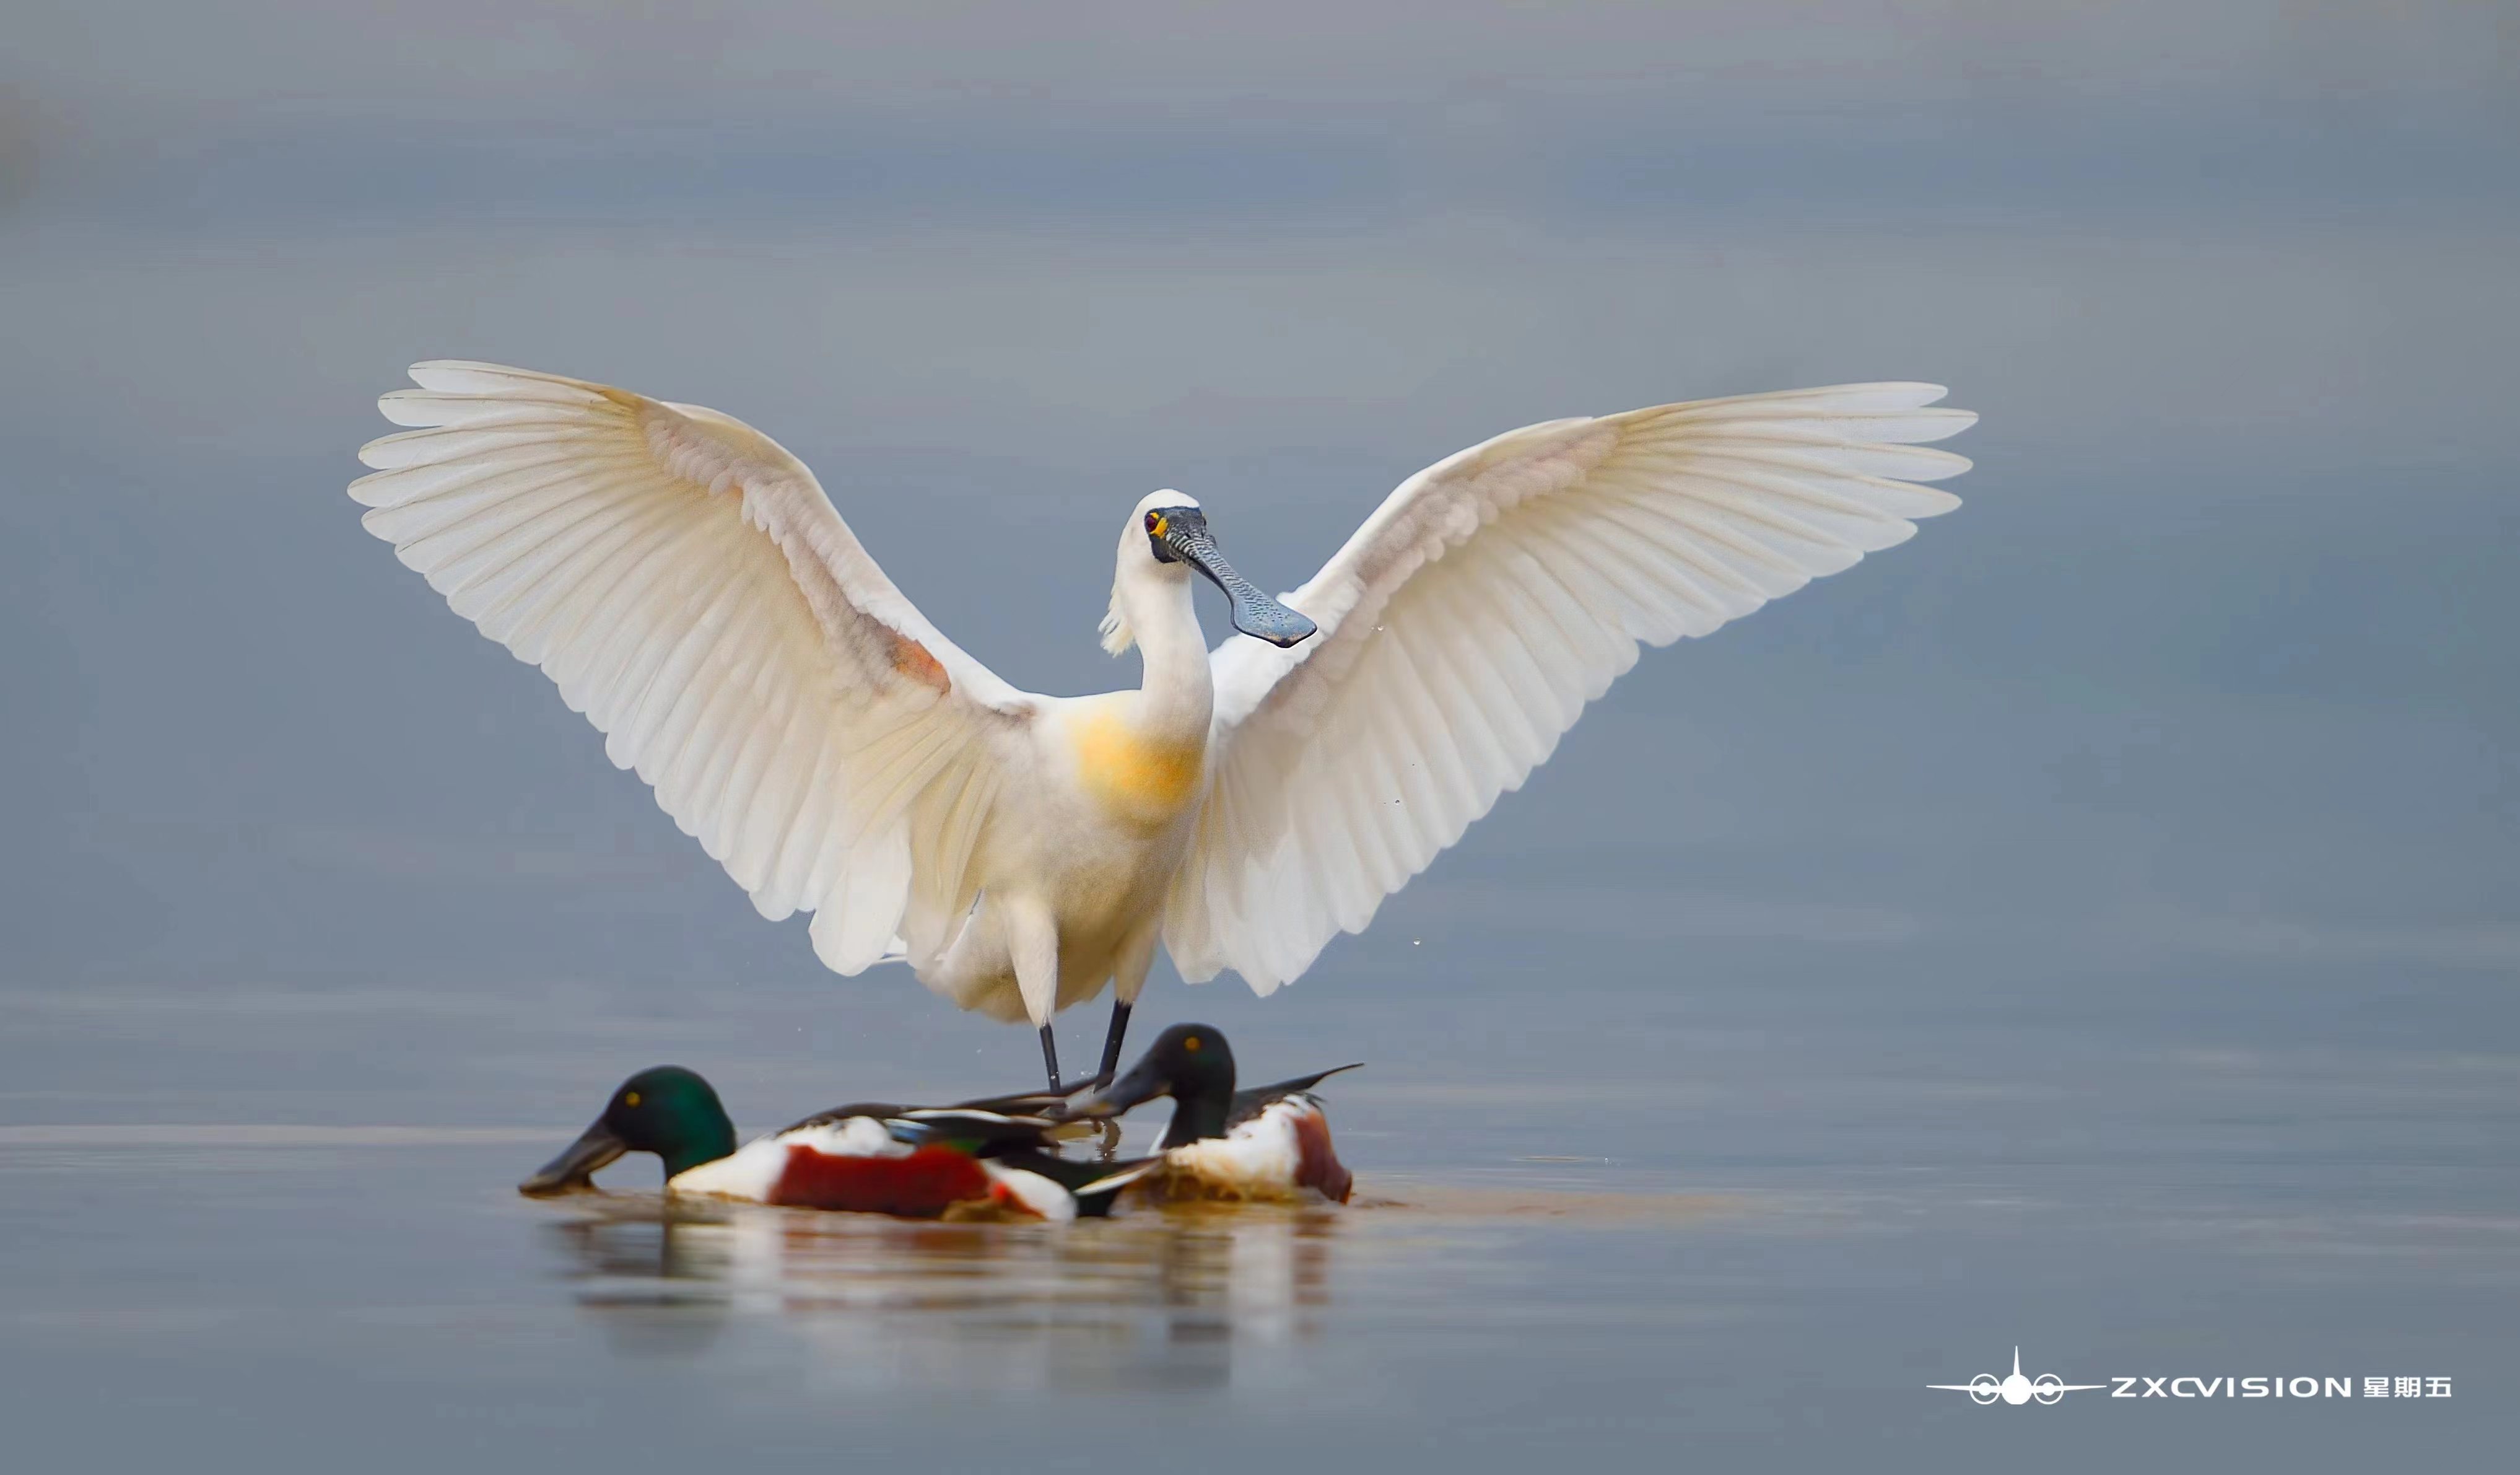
1062,1057 -> 1171,1121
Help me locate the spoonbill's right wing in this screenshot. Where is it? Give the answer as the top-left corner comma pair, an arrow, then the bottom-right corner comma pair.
352,361 -> 1031,974
1167,383 -> 1974,992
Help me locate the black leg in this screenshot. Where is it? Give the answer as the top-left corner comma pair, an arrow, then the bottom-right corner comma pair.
1095,999 -> 1134,1085
1039,1023 -> 1062,1092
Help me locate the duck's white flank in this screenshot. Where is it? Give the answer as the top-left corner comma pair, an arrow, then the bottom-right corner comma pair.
1154,1096 -> 1350,1203
980,1166 -> 1079,1222
662,1114 -> 1077,1220
666,1117 -> 899,1200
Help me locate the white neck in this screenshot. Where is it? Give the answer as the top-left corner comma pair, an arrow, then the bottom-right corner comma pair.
1117,569 -> 1214,743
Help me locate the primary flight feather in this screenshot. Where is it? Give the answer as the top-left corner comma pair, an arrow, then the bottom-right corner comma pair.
352,362 -> 1971,1086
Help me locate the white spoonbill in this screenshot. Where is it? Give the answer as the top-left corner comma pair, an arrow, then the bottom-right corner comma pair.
352,363 -> 1972,1087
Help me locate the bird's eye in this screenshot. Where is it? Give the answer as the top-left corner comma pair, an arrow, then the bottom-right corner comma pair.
623,1091 -> 641,1108
1183,1036 -> 1201,1053
1144,512 -> 1164,534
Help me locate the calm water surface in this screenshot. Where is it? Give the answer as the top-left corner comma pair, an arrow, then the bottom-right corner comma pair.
2,978 -> 2513,1471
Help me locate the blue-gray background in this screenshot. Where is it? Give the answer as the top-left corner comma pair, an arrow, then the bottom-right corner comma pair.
1,3 -> 2512,1470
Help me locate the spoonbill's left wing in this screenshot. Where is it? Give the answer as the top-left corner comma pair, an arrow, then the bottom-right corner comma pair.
351,362 -> 1034,976
1166,384 -> 1974,992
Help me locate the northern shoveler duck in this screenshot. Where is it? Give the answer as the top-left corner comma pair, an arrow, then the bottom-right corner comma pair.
1068,1025 -> 1359,1204
518,1066 -> 1128,1221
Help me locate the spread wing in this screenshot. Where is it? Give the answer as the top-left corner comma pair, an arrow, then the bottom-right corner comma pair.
1165,383 -> 1974,991
352,361 -> 1032,974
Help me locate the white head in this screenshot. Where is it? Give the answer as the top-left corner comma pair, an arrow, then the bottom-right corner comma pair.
1101,490 -> 1316,657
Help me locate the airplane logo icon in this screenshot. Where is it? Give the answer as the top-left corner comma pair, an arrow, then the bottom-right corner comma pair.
1930,1347 -> 2108,1406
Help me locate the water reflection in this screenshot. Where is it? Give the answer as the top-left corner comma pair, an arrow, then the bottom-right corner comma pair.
538,1197 -> 1341,1390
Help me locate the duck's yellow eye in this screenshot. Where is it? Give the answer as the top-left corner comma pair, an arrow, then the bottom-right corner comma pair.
623,1091 -> 641,1107
1183,1036 -> 1201,1053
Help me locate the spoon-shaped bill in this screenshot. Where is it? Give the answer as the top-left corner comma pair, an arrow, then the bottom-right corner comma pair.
518,1118 -> 629,1196
1060,1049 -> 1174,1119
1157,510 -> 1317,648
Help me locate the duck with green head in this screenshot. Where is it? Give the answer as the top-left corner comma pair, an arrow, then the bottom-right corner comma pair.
520,1066 -> 1134,1220
1066,1024 -> 1359,1204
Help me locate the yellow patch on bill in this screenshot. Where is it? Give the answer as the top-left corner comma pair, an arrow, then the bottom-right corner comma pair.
1071,706 -> 1205,827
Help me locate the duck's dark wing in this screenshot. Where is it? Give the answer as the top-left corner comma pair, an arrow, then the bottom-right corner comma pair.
1226,1063 -> 1364,1129
772,1101 -> 910,1134
769,1101 -> 1075,1155
889,1106 -> 1078,1151
992,1149 -> 1159,1219
773,1074 -> 1101,1142
951,1076 -> 1105,1118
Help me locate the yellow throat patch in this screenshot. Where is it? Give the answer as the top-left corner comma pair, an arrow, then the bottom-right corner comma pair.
1071,707 -> 1205,827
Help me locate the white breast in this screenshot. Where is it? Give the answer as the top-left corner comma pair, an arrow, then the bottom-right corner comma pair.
1157,1098 -> 1323,1202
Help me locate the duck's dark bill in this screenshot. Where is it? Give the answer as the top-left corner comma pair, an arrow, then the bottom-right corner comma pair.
518,1119 -> 629,1196
1062,1056 -> 1172,1119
